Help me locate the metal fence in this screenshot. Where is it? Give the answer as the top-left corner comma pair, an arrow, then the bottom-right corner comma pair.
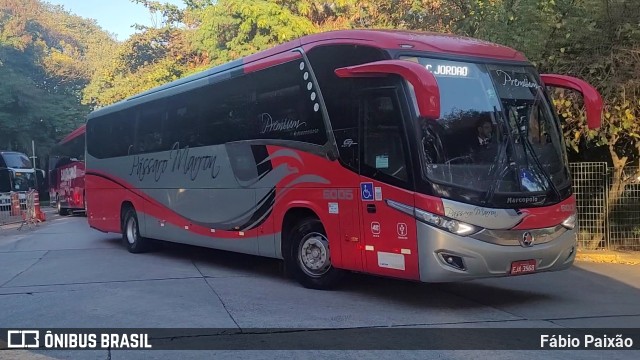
0,192 -> 28,227
0,191 -> 42,230
570,162 -> 640,250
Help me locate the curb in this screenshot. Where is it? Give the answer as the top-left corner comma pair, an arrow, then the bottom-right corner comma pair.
575,251 -> 640,265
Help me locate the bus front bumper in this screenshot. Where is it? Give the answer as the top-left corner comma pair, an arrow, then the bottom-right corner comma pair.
417,221 -> 577,282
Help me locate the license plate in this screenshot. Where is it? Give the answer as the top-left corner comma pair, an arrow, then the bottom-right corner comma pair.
510,259 -> 537,275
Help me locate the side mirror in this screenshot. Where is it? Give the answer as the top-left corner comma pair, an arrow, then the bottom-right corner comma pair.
540,74 -> 603,129
335,60 -> 441,120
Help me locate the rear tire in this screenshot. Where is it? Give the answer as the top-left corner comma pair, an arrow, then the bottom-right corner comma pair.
286,218 -> 343,290
56,196 -> 68,216
122,208 -> 150,253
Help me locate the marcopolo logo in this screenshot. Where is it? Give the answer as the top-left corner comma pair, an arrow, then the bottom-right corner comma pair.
520,231 -> 535,248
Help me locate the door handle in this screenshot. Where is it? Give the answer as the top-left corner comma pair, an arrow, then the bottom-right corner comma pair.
366,204 -> 376,213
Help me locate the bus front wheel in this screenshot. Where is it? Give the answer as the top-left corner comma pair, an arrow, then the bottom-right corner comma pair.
122,208 -> 151,253
286,218 -> 343,290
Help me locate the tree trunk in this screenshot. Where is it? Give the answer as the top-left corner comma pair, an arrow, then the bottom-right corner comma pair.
586,155 -> 631,249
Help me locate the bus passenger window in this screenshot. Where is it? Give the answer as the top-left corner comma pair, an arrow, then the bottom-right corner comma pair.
251,60 -> 327,145
136,106 -> 166,153
109,113 -> 134,158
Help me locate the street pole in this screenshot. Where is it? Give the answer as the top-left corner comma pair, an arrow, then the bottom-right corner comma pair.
31,140 -> 37,170
31,140 -> 38,191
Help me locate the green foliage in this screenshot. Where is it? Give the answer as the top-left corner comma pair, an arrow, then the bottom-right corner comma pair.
187,0 -> 316,64
82,26 -> 202,106
0,0 -> 113,164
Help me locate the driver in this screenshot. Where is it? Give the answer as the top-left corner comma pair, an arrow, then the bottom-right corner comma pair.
476,117 -> 493,147
470,116 -> 498,163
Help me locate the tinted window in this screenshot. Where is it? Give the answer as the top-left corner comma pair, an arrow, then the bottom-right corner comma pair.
197,77 -> 253,146
307,45 -> 389,170
87,112 -> 134,158
52,135 -> 85,162
251,60 -> 327,145
134,103 -> 167,154
88,59 -> 328,158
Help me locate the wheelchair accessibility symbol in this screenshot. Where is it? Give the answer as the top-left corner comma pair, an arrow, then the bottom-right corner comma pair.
360,182 -> 374,201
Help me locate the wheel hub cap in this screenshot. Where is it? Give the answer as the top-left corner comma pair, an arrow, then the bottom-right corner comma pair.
299,233 -> 331,276
126,218 -> 137,244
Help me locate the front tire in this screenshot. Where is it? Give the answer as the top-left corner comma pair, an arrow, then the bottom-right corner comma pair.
122,208 -> 150,253
286,218 -> 343,290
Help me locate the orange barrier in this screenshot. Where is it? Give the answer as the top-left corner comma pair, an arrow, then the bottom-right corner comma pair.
10,192 -> 20,216
34,191 -> 46,222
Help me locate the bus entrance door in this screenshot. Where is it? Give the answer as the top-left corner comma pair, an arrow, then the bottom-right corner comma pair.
357,88 -> 420,280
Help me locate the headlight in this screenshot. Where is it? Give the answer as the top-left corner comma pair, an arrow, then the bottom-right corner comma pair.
561,213 -> 577,230
415,208 -> 480,236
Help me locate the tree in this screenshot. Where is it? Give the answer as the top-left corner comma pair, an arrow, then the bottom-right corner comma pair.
82,25 -> 203,106
186,0 -> 316,64
0,0 -> 115,163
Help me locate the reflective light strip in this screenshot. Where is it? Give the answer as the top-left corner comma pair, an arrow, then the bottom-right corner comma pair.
386,199 -> 414,216
365,245 -> 375,251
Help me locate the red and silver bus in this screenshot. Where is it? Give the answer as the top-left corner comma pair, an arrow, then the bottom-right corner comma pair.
49,125 -> 86,215
85,30 -> 603,289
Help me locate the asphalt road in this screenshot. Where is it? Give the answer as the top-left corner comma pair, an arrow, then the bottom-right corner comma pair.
0,210 -> 638,359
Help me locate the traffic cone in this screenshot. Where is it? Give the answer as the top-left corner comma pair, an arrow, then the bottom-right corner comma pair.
34,191 -> 46,222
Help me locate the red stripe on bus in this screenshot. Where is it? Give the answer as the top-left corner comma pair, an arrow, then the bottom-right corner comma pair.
512,195 -> 577,230
243,51 -> 303,74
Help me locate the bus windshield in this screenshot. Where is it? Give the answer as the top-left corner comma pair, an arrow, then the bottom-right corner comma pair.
404,57 -> 569,206
11,171 -> 37,191
3,153 -> 33,169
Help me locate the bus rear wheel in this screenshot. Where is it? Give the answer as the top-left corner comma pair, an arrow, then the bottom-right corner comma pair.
286,218 -> 343,290
122,208 -> 151,253
56,196 -> 68,216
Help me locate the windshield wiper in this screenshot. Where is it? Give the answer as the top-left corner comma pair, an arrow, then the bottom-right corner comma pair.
482,106 -> 511,204
518,128 -> 561,200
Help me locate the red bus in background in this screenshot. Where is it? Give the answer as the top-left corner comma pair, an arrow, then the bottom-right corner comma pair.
49,125 -> 86,215
85,30 -> 604,289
